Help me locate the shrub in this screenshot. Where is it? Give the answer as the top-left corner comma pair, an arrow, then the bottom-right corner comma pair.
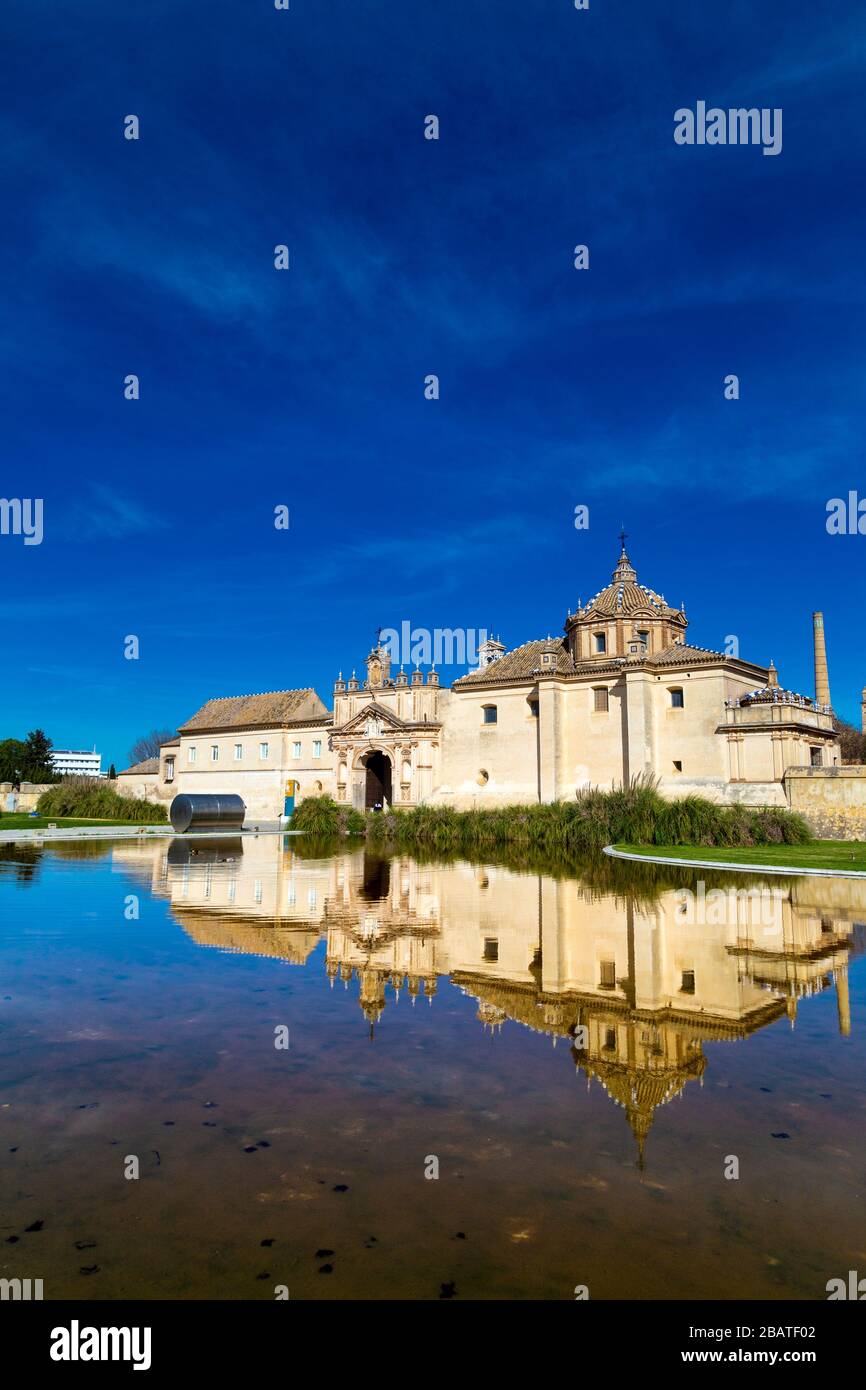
291,795 -> 365,837
363,777 -> 811,858
36,777 -> 167,823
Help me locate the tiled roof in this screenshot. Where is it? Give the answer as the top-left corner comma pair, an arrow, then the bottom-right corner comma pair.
119,757 -> 159,776
454,638 -> 574,685
455,639 -> 765,688
645,642 -> 730,668
179,688 -> 332,732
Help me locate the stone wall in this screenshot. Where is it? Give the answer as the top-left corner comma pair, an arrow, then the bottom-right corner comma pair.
1,782 -> 55,812
784,766 -> 866,841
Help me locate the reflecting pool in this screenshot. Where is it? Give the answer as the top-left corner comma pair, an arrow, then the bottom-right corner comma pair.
1,834 -> 865,1300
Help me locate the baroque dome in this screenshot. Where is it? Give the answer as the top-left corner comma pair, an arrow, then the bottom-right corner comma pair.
580,544 -> 680,619
564,539 -> 688,660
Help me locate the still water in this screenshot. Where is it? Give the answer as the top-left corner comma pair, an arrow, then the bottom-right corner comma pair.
1,833 -> 864,1301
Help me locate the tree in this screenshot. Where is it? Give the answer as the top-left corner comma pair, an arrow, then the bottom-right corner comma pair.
834,717 -> 866,765
128,729 -> 177,764
0,738 -> 28,785
22,729 -> 55,782
108,763 -> 117,780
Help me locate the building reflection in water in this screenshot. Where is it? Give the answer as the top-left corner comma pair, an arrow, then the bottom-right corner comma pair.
113,836 -> 865,1166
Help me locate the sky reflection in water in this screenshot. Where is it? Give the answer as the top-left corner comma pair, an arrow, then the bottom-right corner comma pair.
1,834 -> 864,1301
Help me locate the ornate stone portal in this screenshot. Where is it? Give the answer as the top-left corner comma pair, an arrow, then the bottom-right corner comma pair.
330,642 -> 442,809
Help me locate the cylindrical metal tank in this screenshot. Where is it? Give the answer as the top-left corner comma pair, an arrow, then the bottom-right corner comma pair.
169,793 -> 246,834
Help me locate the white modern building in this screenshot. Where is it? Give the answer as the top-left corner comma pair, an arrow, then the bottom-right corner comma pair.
50,748 -> 103,777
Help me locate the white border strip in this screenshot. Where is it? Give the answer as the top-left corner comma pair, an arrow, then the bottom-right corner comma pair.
604,845 -> 866,879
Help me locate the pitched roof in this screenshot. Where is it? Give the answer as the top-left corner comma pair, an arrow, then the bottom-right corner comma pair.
119,757 -> 160,776
645,642 -> 731,668
179,688 -> 332,733
455,638 -> 767,688
454,638 -> 575,686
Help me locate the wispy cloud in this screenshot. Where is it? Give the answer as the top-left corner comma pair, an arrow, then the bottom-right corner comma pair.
60,485 -> 170,541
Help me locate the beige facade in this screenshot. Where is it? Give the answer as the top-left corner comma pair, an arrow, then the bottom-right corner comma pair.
118,541 -> 842,820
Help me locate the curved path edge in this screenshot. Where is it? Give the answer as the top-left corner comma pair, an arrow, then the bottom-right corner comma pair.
603,844 -> 866,879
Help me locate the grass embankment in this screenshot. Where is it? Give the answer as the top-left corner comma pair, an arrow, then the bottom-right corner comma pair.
0,815 -> 163,832
616,841 -> 866,873
293,781 -> 811,857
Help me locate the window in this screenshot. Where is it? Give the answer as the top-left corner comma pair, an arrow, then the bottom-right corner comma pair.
483,938 -> 499,962
476,769 -> 489,786
164,757 -> 175,782
188,746 -> 197,763
810,746 -> 823,767
673,759 -> 683,773
593,687 -> 609,713
670,687 -> 684,708
292,741 -> 301,758
254,879 -> 263,904
599,960 -> 616,989
528,699 -> 539,718
482,705 -> 497,725
313,740 -> 322,758
681,970 -> 695,995
636,629 -> 649,649
603,1028 -> 616,1051
234,744 -> 243,761
259,742 -> 269,759
211,745 -> 219,762
594,633 -> 607,654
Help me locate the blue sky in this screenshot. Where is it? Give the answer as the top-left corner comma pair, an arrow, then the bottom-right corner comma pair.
2,0 -> 864,768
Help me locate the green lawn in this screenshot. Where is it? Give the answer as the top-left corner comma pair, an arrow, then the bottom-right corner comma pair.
0,815 -> 164,831
614,841 -> 866,873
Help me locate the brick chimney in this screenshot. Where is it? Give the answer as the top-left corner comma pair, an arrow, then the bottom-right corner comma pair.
812,612 -> 831,709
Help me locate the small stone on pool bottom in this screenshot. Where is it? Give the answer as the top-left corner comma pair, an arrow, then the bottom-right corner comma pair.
261,1239 -> 275,1247
771,1132 -> 791,1139
318,1264 -> 334,1274
332,1184 -> 348,1192
439,1281 -> 457,1299
315,1248 -> 334,1259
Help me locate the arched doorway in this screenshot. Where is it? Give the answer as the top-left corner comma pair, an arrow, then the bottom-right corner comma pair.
363,750 -> 392,809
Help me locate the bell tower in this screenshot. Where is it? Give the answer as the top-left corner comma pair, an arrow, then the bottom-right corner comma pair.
365,628 -> 392,689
